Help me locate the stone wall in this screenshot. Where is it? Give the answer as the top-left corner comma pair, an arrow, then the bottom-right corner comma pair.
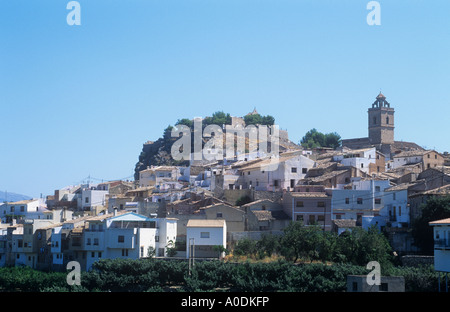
401,255 -> 434,267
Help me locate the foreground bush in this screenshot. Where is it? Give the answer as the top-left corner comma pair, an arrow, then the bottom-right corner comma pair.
0,259 -> 442,292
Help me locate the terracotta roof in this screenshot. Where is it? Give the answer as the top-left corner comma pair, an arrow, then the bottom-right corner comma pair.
289,192 -> 329,198
186,219 -> 225,228
429,218 -> 450,226
253,210 -> 290,221
393,150 -> 432,158
332,219 -> 357,228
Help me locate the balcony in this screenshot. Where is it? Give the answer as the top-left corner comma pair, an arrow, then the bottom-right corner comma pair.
434,239 -> 450,250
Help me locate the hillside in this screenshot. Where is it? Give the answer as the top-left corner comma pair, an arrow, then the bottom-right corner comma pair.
0,191 -> 32,203
134,111 -> 300,179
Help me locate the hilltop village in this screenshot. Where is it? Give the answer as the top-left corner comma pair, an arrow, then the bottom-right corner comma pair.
1,93 -> 449,272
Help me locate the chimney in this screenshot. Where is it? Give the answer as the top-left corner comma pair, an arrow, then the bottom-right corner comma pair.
113,207 -> 118,216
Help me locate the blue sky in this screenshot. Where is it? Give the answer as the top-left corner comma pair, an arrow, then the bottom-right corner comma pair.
1,0 -> 450,198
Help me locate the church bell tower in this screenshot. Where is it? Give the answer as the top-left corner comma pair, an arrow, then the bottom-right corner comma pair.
368,92 -> 395,145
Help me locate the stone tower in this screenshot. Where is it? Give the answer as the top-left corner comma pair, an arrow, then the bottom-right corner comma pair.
368,92 -> 395,145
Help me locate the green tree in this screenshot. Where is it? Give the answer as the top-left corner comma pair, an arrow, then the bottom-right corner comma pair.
334,226 -> 394,267
203,111 -> 232,127
280,222 -> 324,263
244,114 -> 275,126
235,195 -> 252,206
411,195 -> 450,254
175,118 -> 193,128
256,233 -> 281,258
300,128 -> 341,149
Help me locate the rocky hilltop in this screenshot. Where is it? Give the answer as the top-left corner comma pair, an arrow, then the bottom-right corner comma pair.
133,111 -> 300,180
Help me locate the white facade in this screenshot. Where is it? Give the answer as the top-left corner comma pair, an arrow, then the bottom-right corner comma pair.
139,166 -> 180,188
51,226 -> 64,265
0,199 -> 47,222
81,212 -> 177,271
332,179 -> 391,223
79,188 -> 108,211
185,219 -> 226,259
430,219 -> 450,272
334,148 -> 376,175
238,154 -> 315,191
392,155 -> 423,169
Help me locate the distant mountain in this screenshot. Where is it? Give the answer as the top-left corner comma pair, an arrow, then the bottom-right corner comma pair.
0,191 -> 32,203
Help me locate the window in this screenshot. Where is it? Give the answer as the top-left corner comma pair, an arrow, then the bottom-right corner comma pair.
18,240 -> 23,248
87,238 -> 91,245
91,252 -> 95,258
375,186 -> 381,192
122,249 -> 128,256
386,117 -> 389,124
357,198 -> 363,205
435,154 -> 438,159
296,215 -> 303,222
393,193 -> 396,200
345,198 -> 350,204
335,214 -> 342,220
375,198 -> 381,204
308,215 -> 315,225
373,117 -> 377,125
155,236 -> 159,242
98,252 -> 102,258
427,154 -> 430,159
248,172 -> 250,175
216,212 -> 223,218
118,235 -> 125,243
291,167 -> 297,173
361,163 -> 364,168
94,238 -> 99,246
10,206 -> 14,213
85,197 -> 89,203
302,168 -> 308,174
274,180 -> 279,187
200,232 -> 210,238
317,201 -> 325,207
20,206 -> 24,212
317,215 -> 325,222
290,179 -> 295,188
399,206 -> 401,216
296,201 -> 304,207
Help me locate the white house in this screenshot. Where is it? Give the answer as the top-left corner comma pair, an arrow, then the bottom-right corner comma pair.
236,152 -> 315,191
333,147 -> 376,175
78,187 -> 108,211
429,218 -> 450,273
81,211 -> 177,271
332,178 -> 391,225
186,219 -> 226,259
139,166 -> 181,188
0,199 -> 47,223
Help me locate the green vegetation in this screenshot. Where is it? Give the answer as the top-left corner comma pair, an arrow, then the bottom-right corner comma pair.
243,113 -> 275,126
411,195 -> 450,254
235,195 -> 252,206
232,223 -> 394,268
0,259 -> 440,292
300,128 -> 341,149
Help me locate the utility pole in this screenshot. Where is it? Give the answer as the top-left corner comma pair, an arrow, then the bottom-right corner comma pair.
188,238 -> 195,275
